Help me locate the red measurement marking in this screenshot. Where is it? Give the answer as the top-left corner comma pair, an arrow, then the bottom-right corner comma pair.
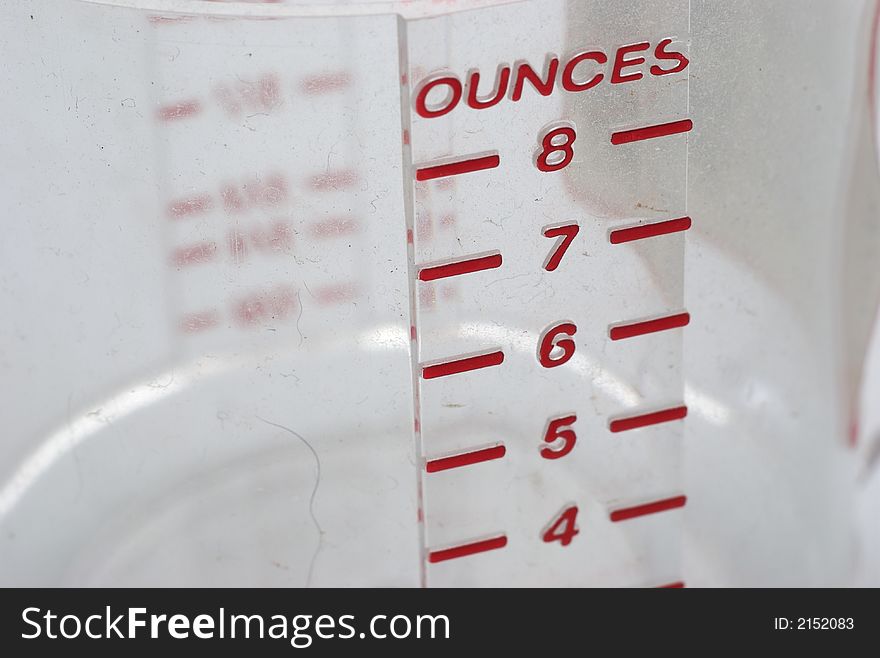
659,581 -> 685,588
417,213 -> 433,242
221,174 -> 288,213
310,217 -> 358,238
214,74 -> 283,118
609,405 -> 687,433
541,415 -> 577,460
233,285 -> 297,327
422,350 -> 504,379
172,241 -> 217,268
609,216 -> 691,244
251,175 -> 288,206
227,221 -> 293,261
542,223 -> 580,271
428,535 -> 507,563
611,119 -> 693,145
178,310 -> 220,334
415,154 -> 499,181
158,100 -> 201,122
543,505 -> 579,546
301,71 -> 351,95
418,253 -> 502,282
310,169 -> 359,191
167,193 -> 213,219
228,231 -> 247,263
610,495 -> 687,522
538,322 -> 577,368
426,444 -> 506,473
249,220 -> 293,252
221,184 -> 244,213
609,312 -> 690,340
535,125 -> 576,172
314,283 -> 357,305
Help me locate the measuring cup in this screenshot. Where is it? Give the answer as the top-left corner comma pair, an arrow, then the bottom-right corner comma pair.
1,0 -> 879,587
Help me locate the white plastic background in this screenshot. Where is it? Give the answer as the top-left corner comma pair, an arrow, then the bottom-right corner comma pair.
0,1 -> 418,586
0,0 -> 878,587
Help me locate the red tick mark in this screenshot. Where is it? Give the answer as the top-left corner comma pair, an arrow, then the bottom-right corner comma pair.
611,119 -> 692,145
314,282 -> 357,305
426,444 -> 506,473
415,154 -> 500,181
167,193 -> 213,219
233,285 -> 298,327
609,405 -> 687,433
609,216 -> 691,244
310,169 -> 359,191
300,72 -> 351,95
157,100 -> 201,122
609,312 -> 690,340
178,310 -> 220,333
422,350 -> 504,379
610,495 -> 687,521
658,581 -> 686,588
310,217 -> 358,238
418,252 -> 502,281
172,241 -> 217,268
428,535 -> 507,563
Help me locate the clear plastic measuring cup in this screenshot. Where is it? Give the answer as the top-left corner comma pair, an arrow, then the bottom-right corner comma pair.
1,0 -> 879,587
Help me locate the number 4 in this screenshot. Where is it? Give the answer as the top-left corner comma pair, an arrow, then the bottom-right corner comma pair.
542,505 -> 579,546
542,223 -> 579,271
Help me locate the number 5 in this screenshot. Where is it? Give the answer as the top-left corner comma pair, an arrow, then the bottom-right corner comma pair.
541,415 -> 577,459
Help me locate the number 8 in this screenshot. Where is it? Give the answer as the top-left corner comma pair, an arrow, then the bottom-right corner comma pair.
535,123 -> 577,172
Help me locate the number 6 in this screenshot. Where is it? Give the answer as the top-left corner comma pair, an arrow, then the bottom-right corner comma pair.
538,321 -> 577,368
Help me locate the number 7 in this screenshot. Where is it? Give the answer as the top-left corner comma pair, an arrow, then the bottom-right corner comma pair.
541,223 -> 580,271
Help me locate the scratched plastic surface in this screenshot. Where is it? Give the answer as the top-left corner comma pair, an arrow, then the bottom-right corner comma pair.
1,0 -> 879,587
